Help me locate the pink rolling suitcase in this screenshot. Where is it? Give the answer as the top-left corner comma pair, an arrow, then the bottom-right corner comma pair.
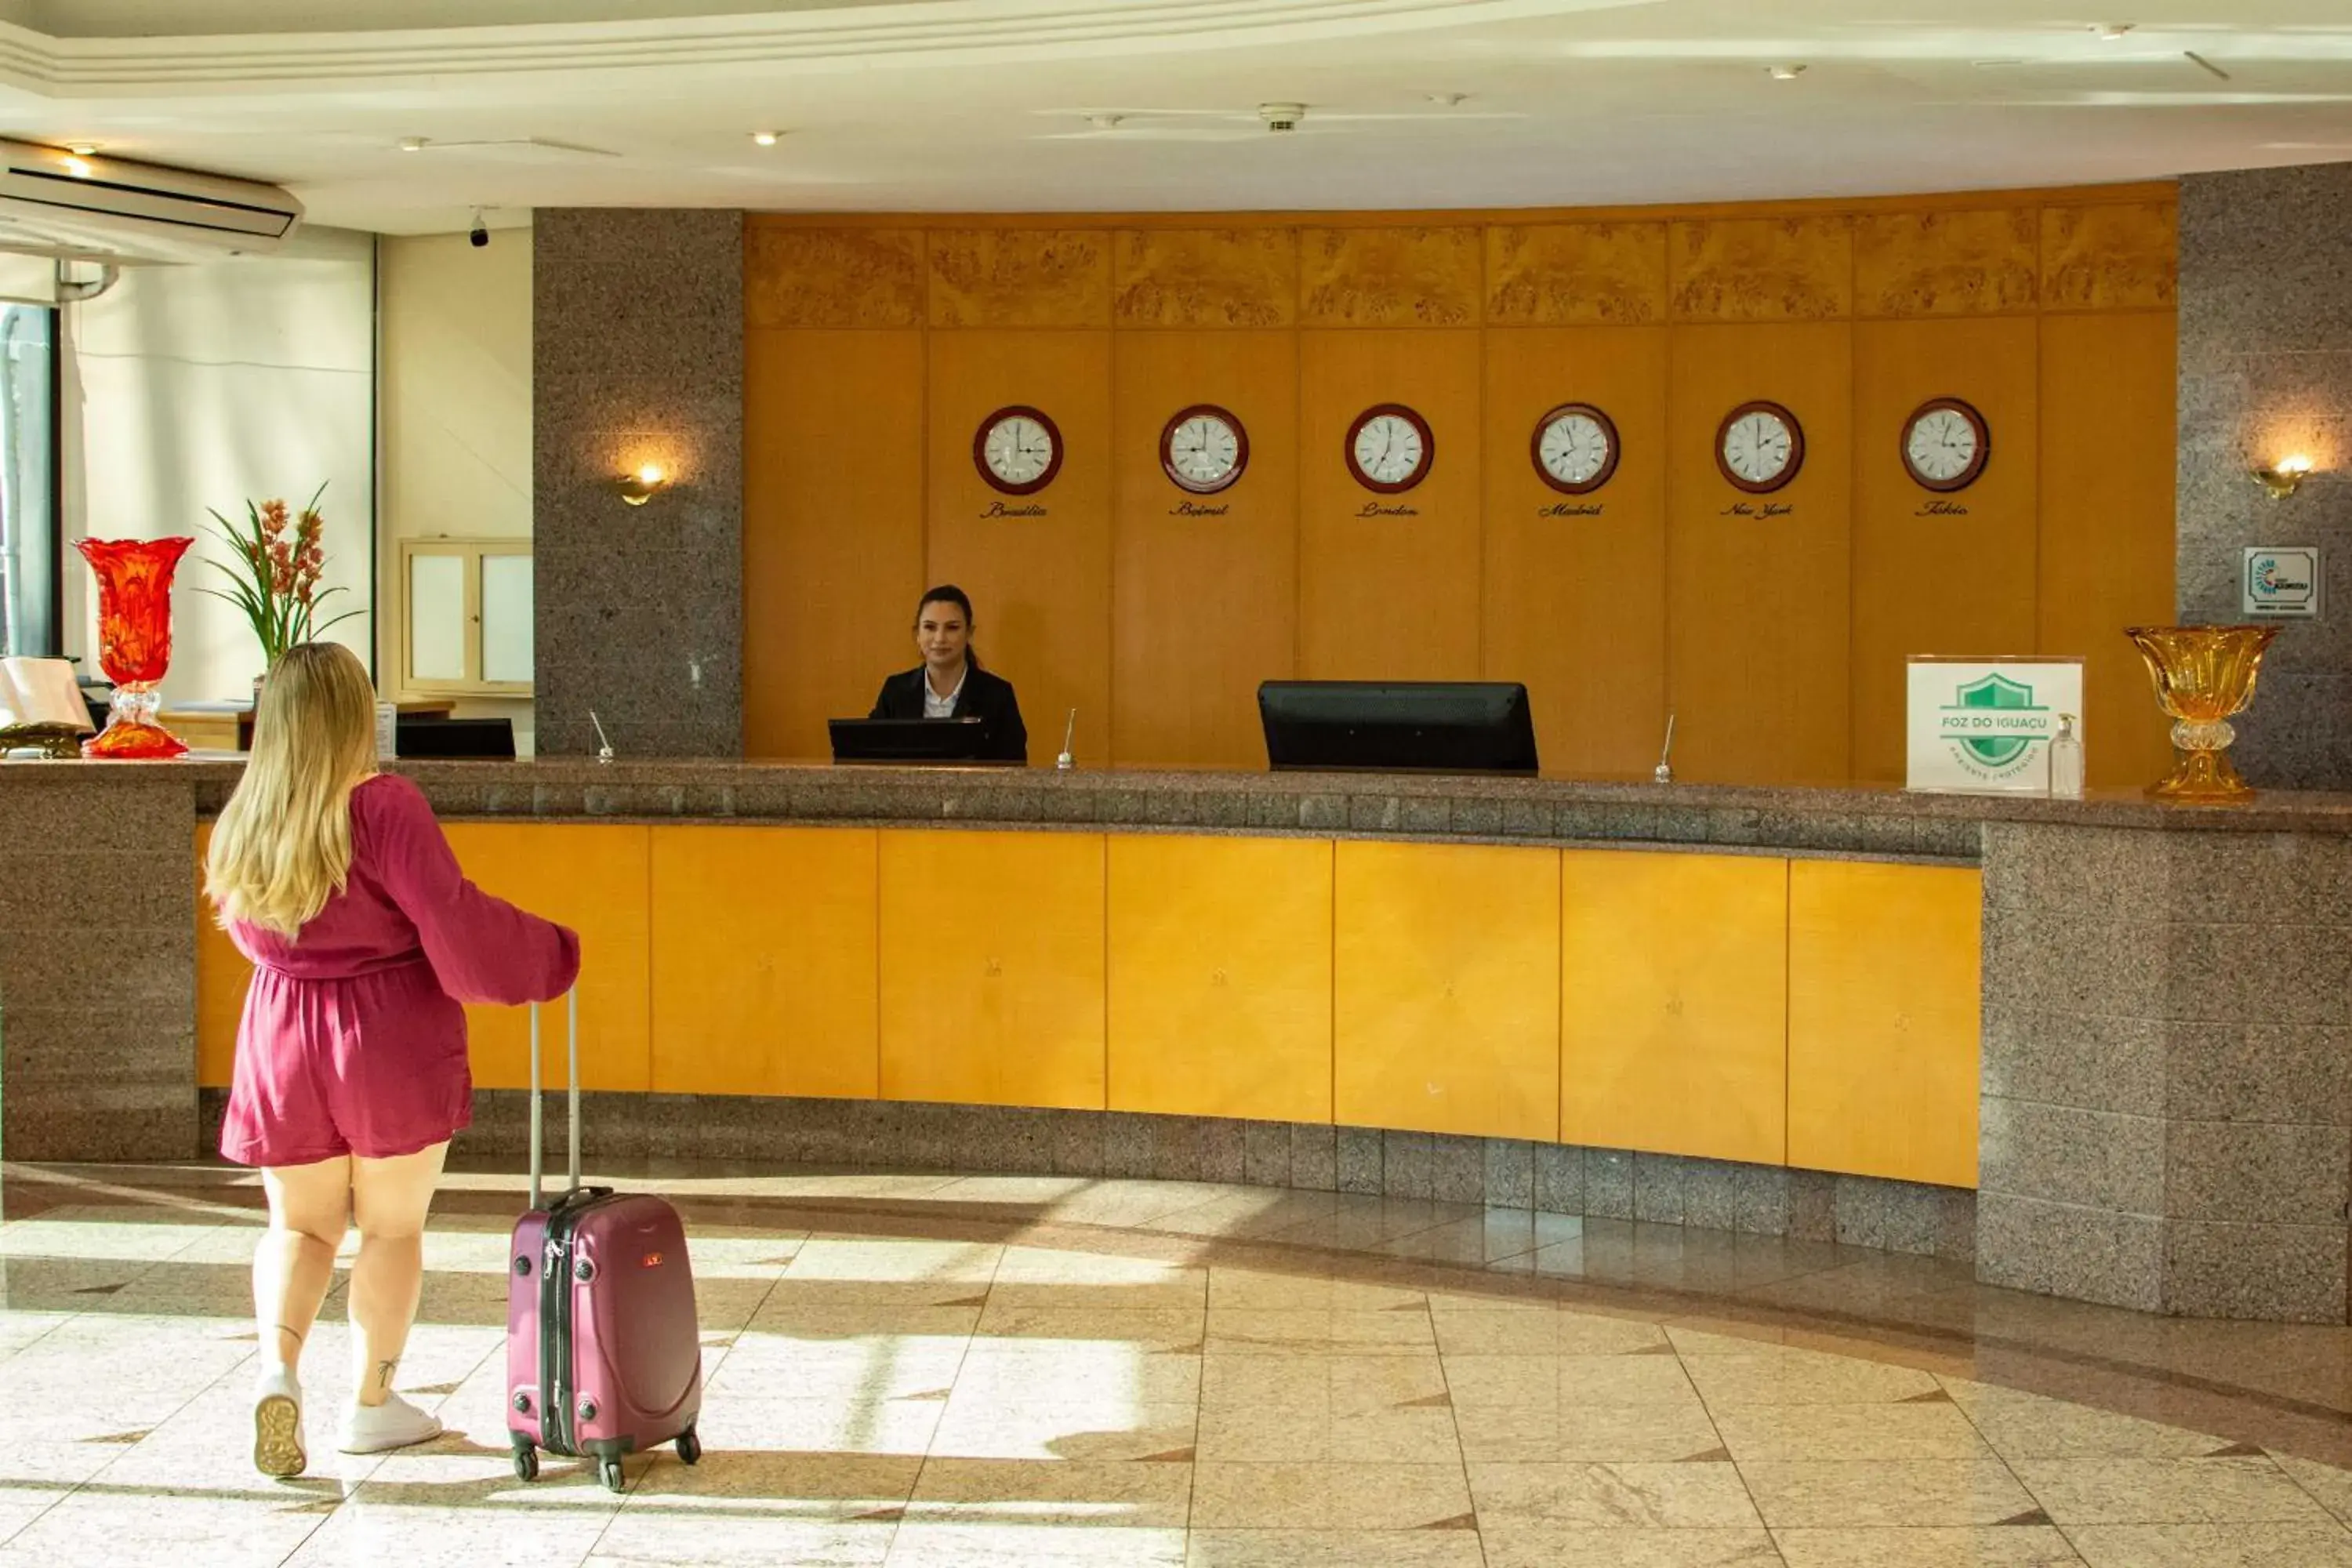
506,989 -> 703,1491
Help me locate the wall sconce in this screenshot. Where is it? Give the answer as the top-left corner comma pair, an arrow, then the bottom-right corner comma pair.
2251,454 -> 2314,499
615,463 -> 668,506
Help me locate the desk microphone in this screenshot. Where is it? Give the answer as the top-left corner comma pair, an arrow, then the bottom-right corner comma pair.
1653,712 -> 1675,785
1058,709 -> 1076,771
590,710 -> 615,765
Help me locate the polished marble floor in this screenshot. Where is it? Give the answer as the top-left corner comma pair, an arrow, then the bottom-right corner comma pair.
4,1161 -> 2352,1566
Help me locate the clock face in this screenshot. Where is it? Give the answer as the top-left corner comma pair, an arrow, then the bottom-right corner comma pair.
975,405 -> 1061,495
1161,405 -> 1247,495
1532,402 -> 1619,495
1346,404 -> 1432,493
1716,401 -> 1803,494
1903,397 -> 1989,492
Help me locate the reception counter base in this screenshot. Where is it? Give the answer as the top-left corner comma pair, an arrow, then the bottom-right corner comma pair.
198,1087 -> 1980,1262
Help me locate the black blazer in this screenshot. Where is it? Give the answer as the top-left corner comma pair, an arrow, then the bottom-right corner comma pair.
869,664 -> 1028,762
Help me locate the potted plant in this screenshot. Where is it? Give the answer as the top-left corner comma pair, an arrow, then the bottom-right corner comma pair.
200,483 -> 361,694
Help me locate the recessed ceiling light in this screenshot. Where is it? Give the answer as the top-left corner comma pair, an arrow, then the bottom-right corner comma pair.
2093,22 -> 2135,40
1768,64 -> 1806,81
750,130 -> 780,146
64,142 -> 96,156
1085,113 -> 1125,131
397,136 -> 426,153
1970,58 -> 2028,68
1427,93 -> 1468,107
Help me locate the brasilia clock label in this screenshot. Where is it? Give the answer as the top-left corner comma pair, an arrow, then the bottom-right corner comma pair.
1905,658 -> 2085,794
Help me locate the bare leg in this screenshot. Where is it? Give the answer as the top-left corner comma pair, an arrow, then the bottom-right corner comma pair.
256,1156 -> 351,1375
347,1142 -> 448,1408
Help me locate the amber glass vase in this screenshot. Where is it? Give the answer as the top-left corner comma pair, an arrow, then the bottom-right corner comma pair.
2124,624 -> 2279,804
76,536 -> 194,760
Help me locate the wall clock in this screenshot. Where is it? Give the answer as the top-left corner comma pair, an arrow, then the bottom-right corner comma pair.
974,405 -> 1061,495
1901,397 -> 1989,492
1160,405 -> 1247,495
1345,403 -> 1433,493
1531,402 -> 1619,495
1716,400 -> 1803,494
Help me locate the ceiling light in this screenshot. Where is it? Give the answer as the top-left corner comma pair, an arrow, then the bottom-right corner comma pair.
398,136 -> 426,153
1970,58 -> 2027,68
64,142 -> 96,157
1085,113 -> 1125,131
2093,22 -> 2135,40
1427,93 -> 1468,107
1768,64 -> 1806,81
750,130 -> 780,146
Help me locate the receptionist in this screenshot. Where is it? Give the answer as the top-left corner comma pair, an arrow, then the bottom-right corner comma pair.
869,584 -> 1028,762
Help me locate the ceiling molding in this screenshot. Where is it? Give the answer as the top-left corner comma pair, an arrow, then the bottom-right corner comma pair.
0,0 -> 1616,90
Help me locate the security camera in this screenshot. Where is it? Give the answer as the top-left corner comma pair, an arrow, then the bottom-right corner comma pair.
469,218 -> 488,249
1258,102 -> 1306,133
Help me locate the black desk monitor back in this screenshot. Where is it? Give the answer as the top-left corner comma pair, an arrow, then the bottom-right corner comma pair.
829,717 -> 1009,765
1258,681 -> 1538,776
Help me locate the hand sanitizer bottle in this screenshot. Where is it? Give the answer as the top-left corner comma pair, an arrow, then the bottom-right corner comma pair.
2047,713 -> 2084,799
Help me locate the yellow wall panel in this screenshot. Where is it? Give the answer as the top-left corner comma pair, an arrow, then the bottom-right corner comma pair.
1668,321 -> 1855,784
1788,859 -> 1982,1189
1485,222 -> 1668,325
927,228 -> 1113,328
744,328 -> 927,759
649,826 -> 879,1099
1298,328 -> 1483,681
1107,834 -> 1333,1123
744,225 -> 924,328
879,829 -> 1106,1109
194,823 -> 249,1090
1561,850 -> 1788,1165
927,330 -> 1113,764
1670,216 -> 1853,321
1850,317 -> 2042,782
2039,311 -> 2177,789
441,823 -> 652,1092
1298,225 -> 1481,327
1853,208 -> 2039,318
1483,325 -> 1669,777
1113,228 -> 1298,328
1334,840 -> 1559,1140
2042,203 -> 2177,311
1112,331 -> 1299,767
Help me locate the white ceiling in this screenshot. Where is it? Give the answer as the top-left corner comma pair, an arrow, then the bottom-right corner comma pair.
0,0 -> 2344,234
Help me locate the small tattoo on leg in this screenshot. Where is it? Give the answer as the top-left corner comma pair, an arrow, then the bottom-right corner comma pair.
375,1359 -> 397,1393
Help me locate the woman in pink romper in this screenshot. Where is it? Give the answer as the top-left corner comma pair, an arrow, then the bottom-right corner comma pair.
207,642 -> 577,1478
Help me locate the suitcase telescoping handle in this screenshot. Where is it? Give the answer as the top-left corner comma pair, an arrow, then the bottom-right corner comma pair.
527,989 -> 581,1211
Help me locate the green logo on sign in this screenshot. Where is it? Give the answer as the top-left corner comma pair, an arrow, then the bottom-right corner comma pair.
1942,674 -> 2045,767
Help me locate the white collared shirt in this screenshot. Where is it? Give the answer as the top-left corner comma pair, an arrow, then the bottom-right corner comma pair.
924,663 -> 968,719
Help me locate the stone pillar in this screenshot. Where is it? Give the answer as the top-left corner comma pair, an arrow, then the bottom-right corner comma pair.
532,209 -> 744,759
1978,821 -> 2352,1321
0,771 -> 199,1160
2176,164 -> 2352,789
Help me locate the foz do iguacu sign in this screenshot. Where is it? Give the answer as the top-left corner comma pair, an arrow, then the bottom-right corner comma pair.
1904,657 -> 2084,795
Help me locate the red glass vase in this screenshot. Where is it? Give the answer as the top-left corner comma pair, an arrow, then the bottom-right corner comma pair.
74,535 -> 193,760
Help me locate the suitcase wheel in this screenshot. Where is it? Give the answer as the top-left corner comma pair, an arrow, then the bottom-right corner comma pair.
676,1426 -> 701,1466
598,1455 -> 626,1493
510,1442 -> 538,1483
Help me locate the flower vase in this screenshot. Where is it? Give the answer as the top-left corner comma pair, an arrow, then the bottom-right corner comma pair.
75,536 -> 194,760
2124,624 -> 2279,804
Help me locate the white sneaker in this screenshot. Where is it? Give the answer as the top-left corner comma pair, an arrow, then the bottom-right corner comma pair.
336,1393 -> 444,1454
252,1367 -> 306,1479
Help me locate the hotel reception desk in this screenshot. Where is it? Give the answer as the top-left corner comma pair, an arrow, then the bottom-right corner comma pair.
5,758 -> 2351,1323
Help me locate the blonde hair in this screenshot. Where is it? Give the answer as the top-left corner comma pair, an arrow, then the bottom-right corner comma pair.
205,641 -> 379,937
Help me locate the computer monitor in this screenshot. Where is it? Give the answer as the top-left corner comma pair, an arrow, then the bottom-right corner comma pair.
394,716 -> 516,760
1258,681 -> 1538,775
828,717 -> 1007,765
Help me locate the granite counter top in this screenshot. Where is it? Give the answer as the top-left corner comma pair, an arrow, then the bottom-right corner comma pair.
10,753 -> 2352,859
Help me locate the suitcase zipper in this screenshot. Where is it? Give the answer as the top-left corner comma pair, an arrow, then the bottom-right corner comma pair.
540,1207 -> 575,1454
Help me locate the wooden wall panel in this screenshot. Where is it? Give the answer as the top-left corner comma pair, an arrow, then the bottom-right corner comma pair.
1114,229 -> 1297,328
1561,850 -> 1788,1165
1299,226 -> 1481,327
1112,330 -> 1298,766
194,823 -> 247,1090
1482,325 -> 1669,777
1850,317 -> 2042,782
745,227 -> 924,328
1671,216 -> 1853,321
927,331 -> 1113,764
2042,203 -> 2177,311
1334,840 -> 1559,1141
1788,860 -> 1982,1189
878,829 -> 1106,1109
1486,223 -> 1668,325
1668,322 -> 1855,784
1298,328 -> 1483,681
744,328 -> 926,759
649,826 -> 878,1098
927,228 -> 1112,327
2040,311 -> 2178,788
1854,209 -> 2038,318
1107,834 -> 1333,1123
442,823 -> 651,1092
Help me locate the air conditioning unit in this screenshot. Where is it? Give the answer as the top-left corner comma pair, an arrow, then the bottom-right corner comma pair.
0,141 -> 302,263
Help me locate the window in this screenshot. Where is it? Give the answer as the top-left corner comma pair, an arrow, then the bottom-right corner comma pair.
0,306 -> 56,657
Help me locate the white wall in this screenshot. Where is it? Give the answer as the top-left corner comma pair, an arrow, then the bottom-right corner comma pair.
64,225 -> 375,705
376,227 -> 535,753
